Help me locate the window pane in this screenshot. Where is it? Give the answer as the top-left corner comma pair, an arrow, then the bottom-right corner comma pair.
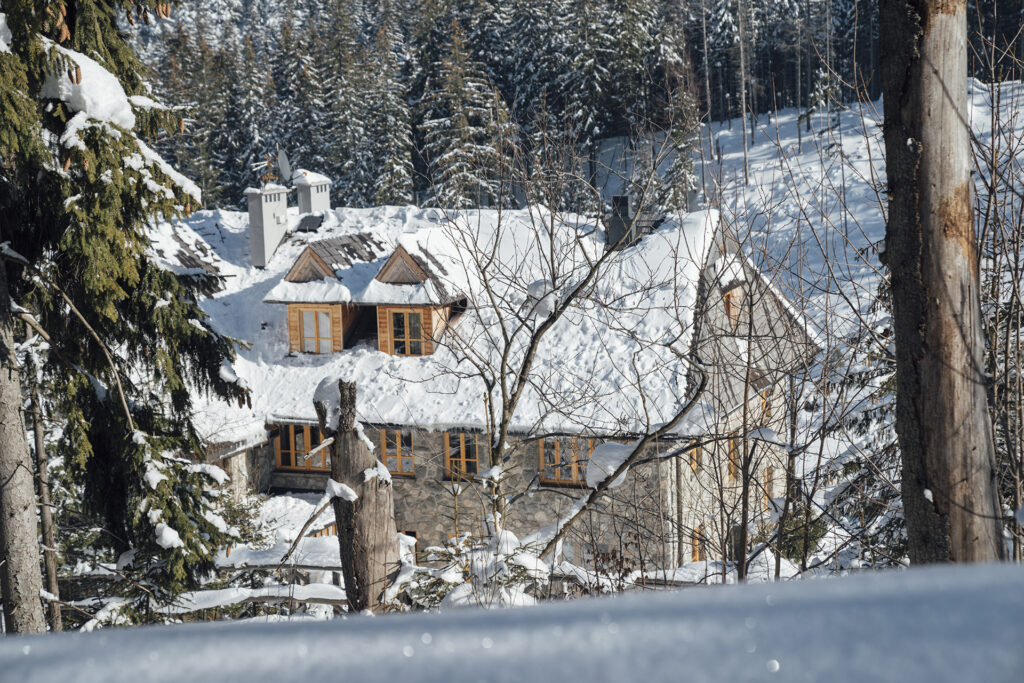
392,312 -> 405,339
401,432 -> 413,451
302,311 -> 315,338
394,340 -> 406,355
295,429 -> 306,453
280,442 -> 291,467
409,341 -> 422,356
386,431 -> 398,454
409,313 -> 422,340
387,456 -> 397,470
318,312 -> 331,348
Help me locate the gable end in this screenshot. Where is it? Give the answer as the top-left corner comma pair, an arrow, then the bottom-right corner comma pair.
376,245 -> 430,285
284,246 -> 334,283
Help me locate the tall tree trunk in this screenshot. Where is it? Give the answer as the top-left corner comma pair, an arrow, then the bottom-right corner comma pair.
879,0 -> 1005,562
31,382 -> 61,631
736,0 -> 751,184
314,380 -> 400,613
0,254 -> 46,633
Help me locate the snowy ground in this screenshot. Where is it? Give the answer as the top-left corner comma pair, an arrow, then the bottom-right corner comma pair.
5,564 -> 1023,682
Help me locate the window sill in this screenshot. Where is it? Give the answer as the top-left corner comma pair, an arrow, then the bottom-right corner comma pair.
538,478 -> 588,488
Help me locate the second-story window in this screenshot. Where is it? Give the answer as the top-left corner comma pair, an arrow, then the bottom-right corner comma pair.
539,437 -> 592,485
689,443 -> 703,474
445,432 -> 480,479
392,311 -> 425,356
728,434 -> 740,481
380,428 -> 414,476
724,286 -> 743,330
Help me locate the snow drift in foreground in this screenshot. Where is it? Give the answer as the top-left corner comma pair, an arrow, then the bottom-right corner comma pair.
4,564 -> 1023,682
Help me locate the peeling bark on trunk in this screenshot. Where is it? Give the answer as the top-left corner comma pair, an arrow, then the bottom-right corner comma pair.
879,0 -> 1005,562
0,252 -> 46,633
314,380 -> 400,613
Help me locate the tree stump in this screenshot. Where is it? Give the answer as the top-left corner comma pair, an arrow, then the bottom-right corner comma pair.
314,380 -> 400,613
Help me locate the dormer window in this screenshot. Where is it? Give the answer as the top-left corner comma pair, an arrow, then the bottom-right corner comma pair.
723,285 -> 743,330
392,310 -> 424,356
292,305 -> 334,353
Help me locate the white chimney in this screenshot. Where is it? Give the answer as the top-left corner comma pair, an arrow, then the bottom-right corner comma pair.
292,169 -> 332,214
244,184 -> 289,268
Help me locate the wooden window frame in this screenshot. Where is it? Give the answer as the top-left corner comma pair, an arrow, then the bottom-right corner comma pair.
724,286 -> 743,330
309,523 -> 337,538
728,434 -> 740,481
688,443 -> 703,474
444,432 -> 482,480
539,437 -> 593,486
691,525 -> 705,562
763,466 -> 775,511
275,424 -> 330,472
380,428 -> 415,477
390,309 -> 427,356
296,304 -> 334,354
760,388 -> 773,422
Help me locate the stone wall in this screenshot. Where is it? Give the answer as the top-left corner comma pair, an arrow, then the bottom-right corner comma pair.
251,425 -> 682,571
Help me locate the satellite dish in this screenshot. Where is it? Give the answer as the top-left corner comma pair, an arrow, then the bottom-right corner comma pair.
277,148 -> 292,184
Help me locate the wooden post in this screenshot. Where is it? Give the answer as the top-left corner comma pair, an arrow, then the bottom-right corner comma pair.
879,0 -> 1005,562
314,380 -> 400,613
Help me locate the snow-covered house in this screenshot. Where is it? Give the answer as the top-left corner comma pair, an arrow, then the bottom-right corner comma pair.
157,203 -> 817,569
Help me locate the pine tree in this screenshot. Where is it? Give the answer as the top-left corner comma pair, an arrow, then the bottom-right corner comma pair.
363,18 -> 415,205
0,0 -> 250,620
420,20 -> 509,207
221,37 -> 272,202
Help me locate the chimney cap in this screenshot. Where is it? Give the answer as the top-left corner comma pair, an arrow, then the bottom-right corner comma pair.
292,169 -> 332,187
244,183 -> 289,195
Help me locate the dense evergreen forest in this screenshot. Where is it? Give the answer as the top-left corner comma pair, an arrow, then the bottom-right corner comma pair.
141,0 -> 1023,209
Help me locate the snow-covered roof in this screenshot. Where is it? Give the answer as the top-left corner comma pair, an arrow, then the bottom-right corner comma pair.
291,169 -> 331,187
153,205 -> 718,447
244,183 -> 289,195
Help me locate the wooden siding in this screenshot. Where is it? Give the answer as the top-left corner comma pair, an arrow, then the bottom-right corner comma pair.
283,246 -> 333,283
375,245 -> 429,284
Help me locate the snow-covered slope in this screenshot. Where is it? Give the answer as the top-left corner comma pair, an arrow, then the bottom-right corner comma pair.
5,564 -> 1023,682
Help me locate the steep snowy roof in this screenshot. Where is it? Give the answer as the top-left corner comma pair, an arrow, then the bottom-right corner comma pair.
153,206 -> 718,448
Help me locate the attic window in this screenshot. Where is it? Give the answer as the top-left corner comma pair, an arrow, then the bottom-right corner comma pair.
299,307 -> 333,353
723,286 -> 743,330
539,438 -> 593,486
392,311 -> 426,356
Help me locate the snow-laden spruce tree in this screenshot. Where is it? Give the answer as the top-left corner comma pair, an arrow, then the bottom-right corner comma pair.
420,20 -> 510,208
0,0 -> 249,631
